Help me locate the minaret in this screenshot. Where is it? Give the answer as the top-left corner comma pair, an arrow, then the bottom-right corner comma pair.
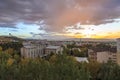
117,38 -> 120,65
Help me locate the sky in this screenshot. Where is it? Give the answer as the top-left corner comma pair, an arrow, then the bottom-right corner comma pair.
0,0 -> 120,39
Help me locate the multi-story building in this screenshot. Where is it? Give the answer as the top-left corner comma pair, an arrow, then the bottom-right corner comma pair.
97,51 -> 116,63
21,41 -> 46,58
21,41 -> 63,58
45,46 -> 63,55
88,38 -> 120,64
117,38 -> 120,65
88,49 -> 97,61
88,50 -> 117,63
117,38 -> 120,53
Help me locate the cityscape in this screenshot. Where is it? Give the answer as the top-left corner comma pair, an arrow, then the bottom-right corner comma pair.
0,0 -> 120,80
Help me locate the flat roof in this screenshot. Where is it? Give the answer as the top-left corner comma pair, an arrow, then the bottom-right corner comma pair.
46,46 -> 60,49
75,57 -> 89,63
24,45 -> 36,49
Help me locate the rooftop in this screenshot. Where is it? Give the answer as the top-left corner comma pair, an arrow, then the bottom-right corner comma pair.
24,45 -> 36,49
46,46 -> 61,49
75,57 -> 89,63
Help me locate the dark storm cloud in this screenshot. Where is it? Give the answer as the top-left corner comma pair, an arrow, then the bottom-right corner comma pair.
0,0 -> 120,32
0,23 -> 17,28
10,29 -> 18,32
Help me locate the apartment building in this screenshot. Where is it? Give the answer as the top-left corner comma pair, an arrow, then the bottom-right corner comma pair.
21,41 -> 46,58
117,38 -> 120,65
45,46 -> 63,55
88,50 -> 117,63
97,51 -> 116,63
88,49 -> 97,61
21,41 -> 63,58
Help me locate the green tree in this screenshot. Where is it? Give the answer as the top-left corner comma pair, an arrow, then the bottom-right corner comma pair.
97,62 -> 120,80
0,46 -> 2,51
87,61 -> 101,80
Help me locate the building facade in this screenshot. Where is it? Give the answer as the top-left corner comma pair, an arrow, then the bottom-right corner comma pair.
45,46 -> 63,55
21,41 -> 46,58
88,49 -> 97,61
88,49 -> 117,63
21,41 -> 63,58
97,51 -> 116,63
117,38 -> 120,65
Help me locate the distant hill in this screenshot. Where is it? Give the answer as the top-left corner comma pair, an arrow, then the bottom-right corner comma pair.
49,38 -> 116,42
0,36 -> 24,42
64,38 -> 116,42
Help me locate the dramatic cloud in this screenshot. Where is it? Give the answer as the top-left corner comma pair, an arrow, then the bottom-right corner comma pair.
0,0 -> 120,39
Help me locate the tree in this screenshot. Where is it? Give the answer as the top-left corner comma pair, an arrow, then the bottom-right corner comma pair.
4,48 -> 14,55
97,62 -> 120,80
0,46 -> 2,51
7,58 -> 14,66
87,61 -> 101,80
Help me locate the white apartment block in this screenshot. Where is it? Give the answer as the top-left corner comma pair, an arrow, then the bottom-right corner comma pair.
21,41 -> 46,58
21,41 -> 63,58
45,46 -> 63,55
117,38 -> 120,53
116,38 -> 120,65
88,50 -> 117,63
97,51 -> 116,63
88,49 -> 97,61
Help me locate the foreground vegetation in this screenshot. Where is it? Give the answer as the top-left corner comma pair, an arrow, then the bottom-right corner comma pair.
0,43 -> 120,80
0,50 -> 120,80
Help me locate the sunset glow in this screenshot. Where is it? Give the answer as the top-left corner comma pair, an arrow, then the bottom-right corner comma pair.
0,0 -> 120,39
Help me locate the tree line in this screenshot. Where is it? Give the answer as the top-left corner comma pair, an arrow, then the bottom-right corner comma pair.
0,49 -> 120,80
0,42 -> 23,55
0,43 -> 120,80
